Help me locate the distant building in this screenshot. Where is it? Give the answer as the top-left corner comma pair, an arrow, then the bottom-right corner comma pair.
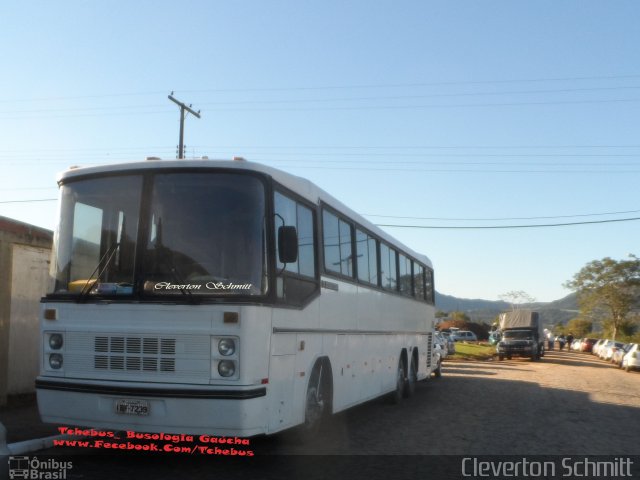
0,216 -> 52,405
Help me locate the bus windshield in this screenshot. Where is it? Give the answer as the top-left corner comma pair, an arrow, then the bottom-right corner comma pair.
51,172 -> 267,298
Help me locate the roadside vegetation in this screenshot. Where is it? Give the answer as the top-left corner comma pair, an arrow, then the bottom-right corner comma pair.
436,311 -> 491,340
564,254 -> 640,341
451,342 -> 495,360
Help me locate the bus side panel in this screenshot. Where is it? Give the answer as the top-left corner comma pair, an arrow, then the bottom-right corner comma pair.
267,353 -> 296,433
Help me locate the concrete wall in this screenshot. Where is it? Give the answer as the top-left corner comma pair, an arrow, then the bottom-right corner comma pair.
0,216 -> 52,406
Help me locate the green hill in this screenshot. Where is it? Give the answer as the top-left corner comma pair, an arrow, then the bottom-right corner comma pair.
435,291 -> 579,328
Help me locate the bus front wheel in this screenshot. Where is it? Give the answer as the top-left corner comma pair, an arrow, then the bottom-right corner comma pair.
303,361 -> 331,434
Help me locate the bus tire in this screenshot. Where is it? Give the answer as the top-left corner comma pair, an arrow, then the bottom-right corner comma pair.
302,361 -> 332,434
391,358 -> 405,404
433,358 -> 442,378
403,355 -> 418,397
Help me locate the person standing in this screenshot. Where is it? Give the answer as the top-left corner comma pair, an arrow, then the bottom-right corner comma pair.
546,331 -> 554,351
558,335 -> 566,351
566,332 -> 574,352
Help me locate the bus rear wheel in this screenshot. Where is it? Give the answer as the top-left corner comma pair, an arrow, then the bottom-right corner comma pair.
391,358 -> 405,404
403,356 -> 417,397
433,358 -> 442,378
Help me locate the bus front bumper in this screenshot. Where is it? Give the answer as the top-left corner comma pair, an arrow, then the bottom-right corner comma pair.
36,377 -> 268,437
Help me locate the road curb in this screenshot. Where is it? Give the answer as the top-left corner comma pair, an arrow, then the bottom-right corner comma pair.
0,423 -> 83,455
0,422 -> 9,456
9,434 -> 86,455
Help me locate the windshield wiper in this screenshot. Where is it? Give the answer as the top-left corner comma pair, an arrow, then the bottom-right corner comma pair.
168,264 -> 200,304
78,242 -> 120,302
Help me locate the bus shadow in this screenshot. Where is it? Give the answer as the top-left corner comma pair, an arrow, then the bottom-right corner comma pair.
260,373 -> 640,456
442,367 -> 497,376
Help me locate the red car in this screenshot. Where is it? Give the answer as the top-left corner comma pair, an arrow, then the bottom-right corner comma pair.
580,338 -> 598,353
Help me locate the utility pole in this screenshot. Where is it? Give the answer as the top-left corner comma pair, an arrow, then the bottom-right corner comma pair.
168,93 -> 201,159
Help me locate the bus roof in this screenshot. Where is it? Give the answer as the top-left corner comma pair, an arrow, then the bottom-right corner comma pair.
58,158 -> 433,268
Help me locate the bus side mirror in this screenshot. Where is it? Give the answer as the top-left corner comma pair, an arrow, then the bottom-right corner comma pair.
278,226 -> 298,264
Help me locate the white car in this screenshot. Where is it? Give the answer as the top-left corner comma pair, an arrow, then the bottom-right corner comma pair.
450,330 -> 478,342
601,341 -> 625,361
440,332 -> 456,354
592,339 -> 607,357
434,332 -> 449,360
612,343 -> 633,367
621,343 -> 640,372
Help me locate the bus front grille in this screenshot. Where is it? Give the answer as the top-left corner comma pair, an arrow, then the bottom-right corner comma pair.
62,332 -> 211,383
94,336 -> 177,372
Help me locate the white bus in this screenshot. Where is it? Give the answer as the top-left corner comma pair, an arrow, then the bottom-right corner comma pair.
37,158 -> 438,437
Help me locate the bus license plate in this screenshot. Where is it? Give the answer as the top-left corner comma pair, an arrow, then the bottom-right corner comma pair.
115,399 -> 150,416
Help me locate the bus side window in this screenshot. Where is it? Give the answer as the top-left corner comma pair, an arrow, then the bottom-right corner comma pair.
380,243 -> 397,291
414,264 -> 426,300
398,254 -> 412,296
425,268 -> 435,304
274,191 -> 318,306
356,229 -> 378,286
322,209 -> 353,278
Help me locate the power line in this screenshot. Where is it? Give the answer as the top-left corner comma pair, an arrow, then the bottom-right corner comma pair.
0,187 -> 57,191
2,144 -> 640,153
268,164 -> 640,174
183,144 -> 640,150
4,200 -> 639,229
187,97 -> 640,112
0,199 -> 57,204
194,85 -> 640,106
5,84 -> 640,116
362,209 -> 640,222
6,96 -> 638,118
2,73 -> 640,104
376,217 -> 640,229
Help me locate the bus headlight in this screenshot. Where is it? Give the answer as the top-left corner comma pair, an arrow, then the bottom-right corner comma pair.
49,333 -> 64,350
218,338 -> 236,356
218,360 -> 236,377
49,354 -> 63,370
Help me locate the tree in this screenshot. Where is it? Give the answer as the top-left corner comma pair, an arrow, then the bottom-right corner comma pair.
564,255 -> 640,340
449,311 -> 471,323
498,290 -> 536,310
564,317 -> 593,338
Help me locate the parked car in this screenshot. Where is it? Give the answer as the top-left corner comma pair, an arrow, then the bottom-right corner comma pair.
597,340 -> 613,359
450,330 -> 478,342
601,341 -> 625,361
434,332 -> 449,360
592,339 -> 608,357
621,343 -> 640,372
580,338 -> 598,353
440,331 -> 456,354
488,331 -> 502,345
570,338 -> 583,351
612,343 -> 633,367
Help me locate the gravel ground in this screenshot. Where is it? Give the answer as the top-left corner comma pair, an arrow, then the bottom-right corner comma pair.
4,349 -> 638,479
256,349 -> 640,455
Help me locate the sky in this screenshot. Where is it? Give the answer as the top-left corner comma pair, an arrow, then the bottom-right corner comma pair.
1,1 -> 639,303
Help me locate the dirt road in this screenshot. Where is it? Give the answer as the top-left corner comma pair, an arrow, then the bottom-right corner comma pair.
25,349 -> 639,479
257,349 -> 640,455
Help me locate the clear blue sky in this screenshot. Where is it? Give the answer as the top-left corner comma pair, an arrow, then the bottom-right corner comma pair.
1,1 -> 639,303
